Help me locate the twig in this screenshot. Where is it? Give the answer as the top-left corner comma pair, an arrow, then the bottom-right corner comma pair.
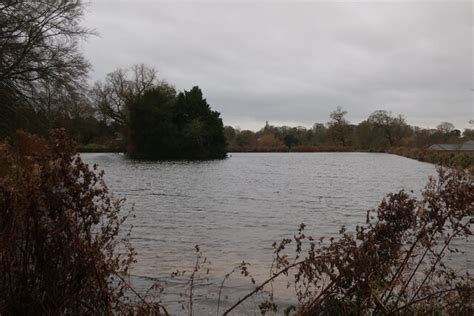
216,266 -> 238,315
388,235 -> 433,310
380,222 -> 427,304
222,261 -> 304,315
114,273 -> 169,316
189,253 -> 200,316
395,288 -> 458,312
299,275 -> 340,314
399,223 -> 469,312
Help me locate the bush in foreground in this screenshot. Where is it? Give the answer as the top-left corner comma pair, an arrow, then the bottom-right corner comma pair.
222,167 -> 473,315
0,130 -> 166,315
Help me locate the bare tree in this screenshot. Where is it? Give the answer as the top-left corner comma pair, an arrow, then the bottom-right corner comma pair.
0,1 -> 93,111
327,106 -> 350,146
367,110 -> 409,146
436,122 -> 455,134
92,64 -> 158,126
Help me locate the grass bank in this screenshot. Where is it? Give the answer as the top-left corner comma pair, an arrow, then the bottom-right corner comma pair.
386,147 -> 474,170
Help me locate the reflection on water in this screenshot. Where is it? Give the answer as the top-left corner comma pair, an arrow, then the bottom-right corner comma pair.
81,152 -> 470,314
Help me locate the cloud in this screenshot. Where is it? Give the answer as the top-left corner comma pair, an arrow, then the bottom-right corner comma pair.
83,0 -> 473,130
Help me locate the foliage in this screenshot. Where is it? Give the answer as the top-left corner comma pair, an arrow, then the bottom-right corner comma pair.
464,128 -> 474,140
128,86 -> 227,160
224,168 -> 473,315
257,132 -> 288,152
0,130 -> 167,315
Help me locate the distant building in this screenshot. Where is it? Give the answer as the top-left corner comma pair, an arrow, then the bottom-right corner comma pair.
429,140 -> 474,152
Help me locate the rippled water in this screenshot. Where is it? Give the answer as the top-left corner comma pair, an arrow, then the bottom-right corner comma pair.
80,152 -> 469,314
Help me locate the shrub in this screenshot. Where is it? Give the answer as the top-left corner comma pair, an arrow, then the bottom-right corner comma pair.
0,130 -> 142,314
224,167 -> 473,315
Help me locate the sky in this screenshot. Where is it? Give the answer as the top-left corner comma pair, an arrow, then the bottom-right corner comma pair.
82,0 -> 473,131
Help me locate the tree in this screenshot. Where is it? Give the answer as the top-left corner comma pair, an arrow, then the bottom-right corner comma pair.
174,87 -> 227,159
128,86 -> 227,160
311,123 -> 327,145
436,122 -> 455,134
128,84 -> 177,158
367,110 -> 409,147
463,128 -> 474,140
356,120 -> 385,150
93,64 -> 158,127
224,126 -> 237,149
284,134 -> 299,149
327,106 -> 350,146
235,130 -> 257,148
436,122 -> 458,142
0,1 -> 92,111
451,129 -> 461,138
257,132 -> 286,151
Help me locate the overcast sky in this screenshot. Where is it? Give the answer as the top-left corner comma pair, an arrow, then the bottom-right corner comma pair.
82,0 -> 473,131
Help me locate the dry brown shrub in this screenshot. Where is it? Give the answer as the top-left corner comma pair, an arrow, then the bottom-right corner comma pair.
0,130 -> 166,315
224,167 -> 473,315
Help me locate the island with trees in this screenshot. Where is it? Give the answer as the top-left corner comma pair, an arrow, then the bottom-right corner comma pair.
90,65 -> 228,160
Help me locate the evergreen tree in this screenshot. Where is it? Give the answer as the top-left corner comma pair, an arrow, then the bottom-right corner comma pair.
128,86 -> 227,160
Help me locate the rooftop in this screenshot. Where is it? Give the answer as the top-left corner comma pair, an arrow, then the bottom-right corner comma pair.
429,140 -> 474,152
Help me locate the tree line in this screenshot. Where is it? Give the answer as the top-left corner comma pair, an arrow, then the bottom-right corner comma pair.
225,108 -> 474,152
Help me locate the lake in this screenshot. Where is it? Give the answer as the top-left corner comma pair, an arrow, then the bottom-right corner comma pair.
81,152 -> 469,315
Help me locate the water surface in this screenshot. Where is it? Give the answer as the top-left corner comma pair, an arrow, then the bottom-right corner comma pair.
82,152 -> 462,314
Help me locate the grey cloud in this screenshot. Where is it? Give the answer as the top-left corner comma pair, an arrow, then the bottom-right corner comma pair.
83,0 -> 473,130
